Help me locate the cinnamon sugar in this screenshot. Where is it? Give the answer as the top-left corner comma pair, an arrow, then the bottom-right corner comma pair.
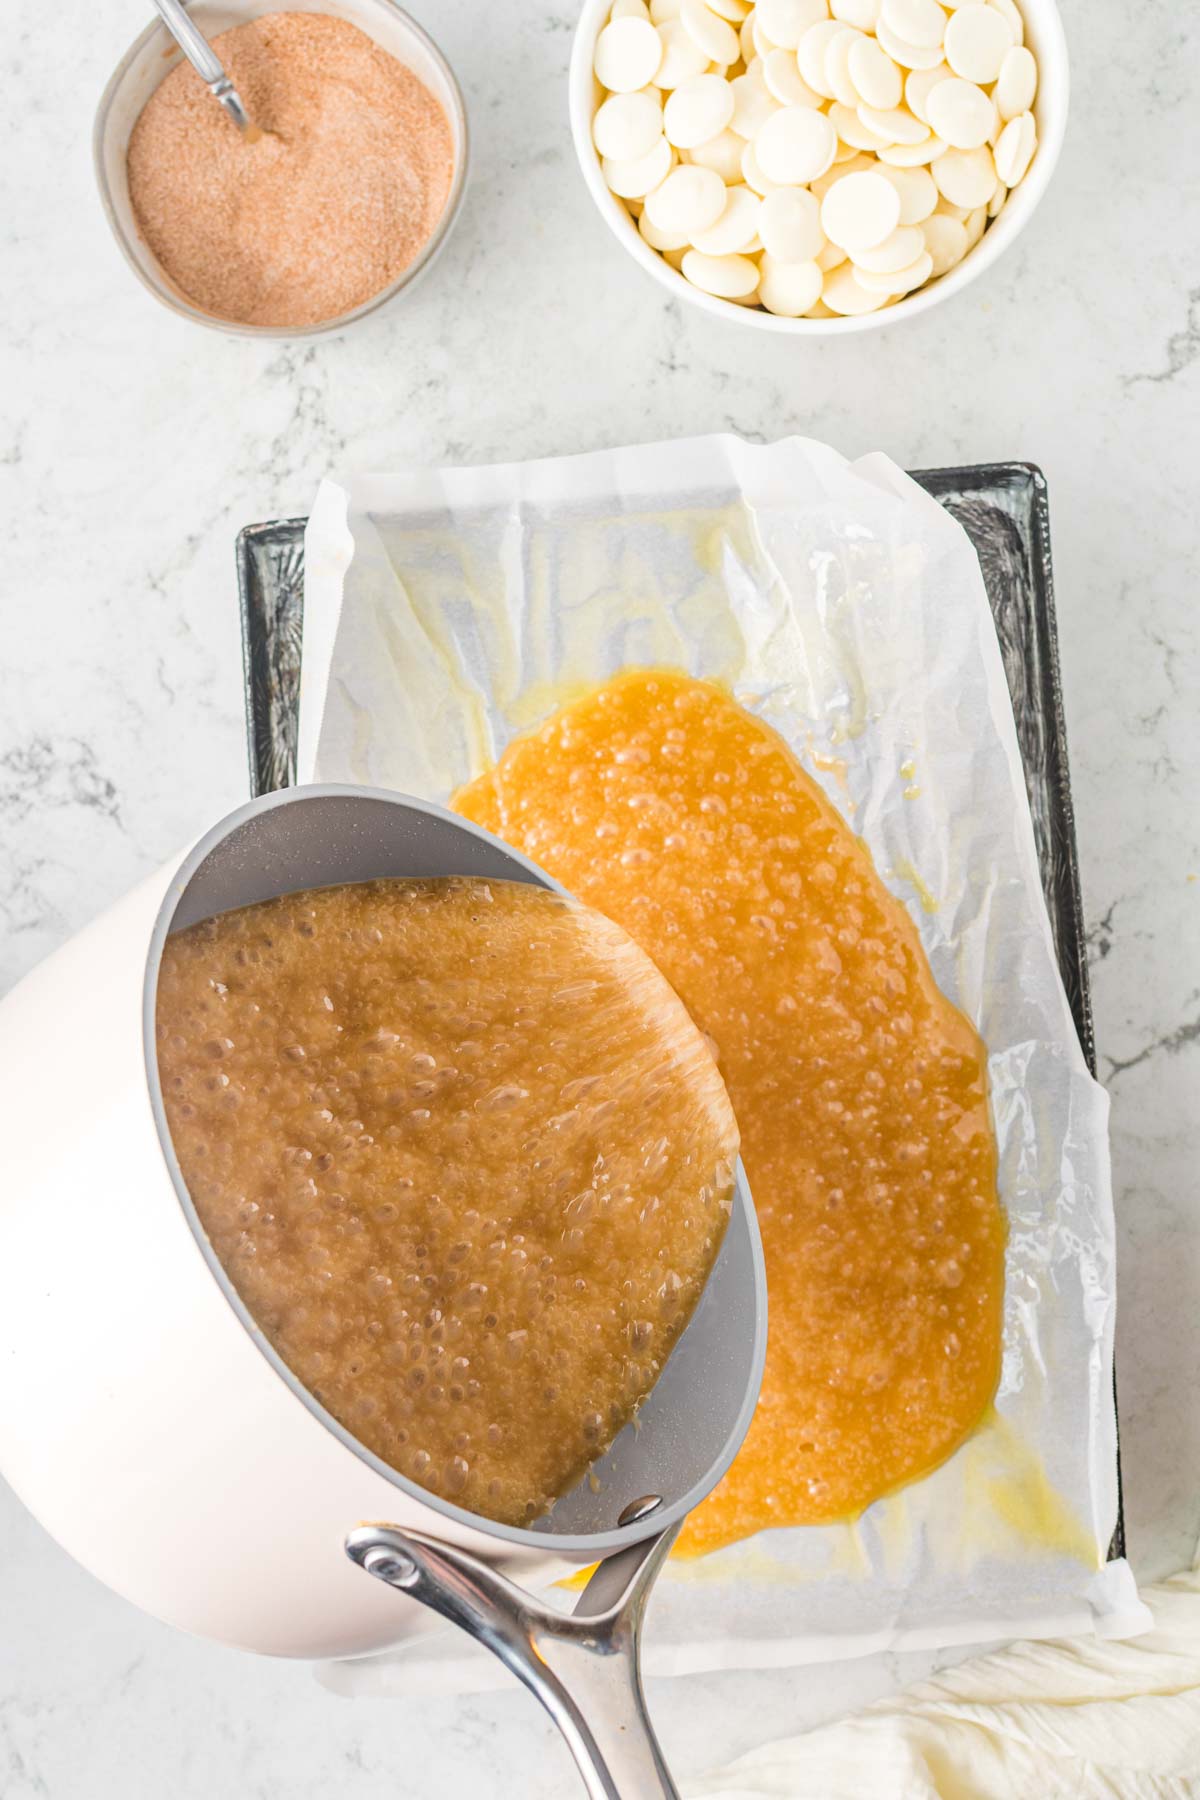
127,13 -> 455,329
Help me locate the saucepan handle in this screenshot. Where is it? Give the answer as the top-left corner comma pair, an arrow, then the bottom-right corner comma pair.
346,1522 -> 681,1800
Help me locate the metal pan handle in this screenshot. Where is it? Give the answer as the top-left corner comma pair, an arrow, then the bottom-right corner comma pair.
346,1520 -> 681,1800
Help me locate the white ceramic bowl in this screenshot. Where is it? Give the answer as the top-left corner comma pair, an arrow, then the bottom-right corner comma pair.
568,0 -> 1068,335
94,0 -> 468,339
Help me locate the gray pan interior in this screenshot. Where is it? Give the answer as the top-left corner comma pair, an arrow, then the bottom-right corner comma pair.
145,784 -> 768,1556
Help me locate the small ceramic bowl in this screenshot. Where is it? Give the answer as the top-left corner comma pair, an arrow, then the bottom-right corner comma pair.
94,0 -> 468,339
568,0 -> 1068,335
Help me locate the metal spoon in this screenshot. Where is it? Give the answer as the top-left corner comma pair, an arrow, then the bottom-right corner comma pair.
151,0 -> 265,141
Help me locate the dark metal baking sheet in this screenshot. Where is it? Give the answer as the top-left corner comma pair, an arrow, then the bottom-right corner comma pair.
235,459 -> 1123,1559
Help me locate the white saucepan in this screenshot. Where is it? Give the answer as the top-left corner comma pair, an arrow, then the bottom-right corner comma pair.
0,786 -> 766,1797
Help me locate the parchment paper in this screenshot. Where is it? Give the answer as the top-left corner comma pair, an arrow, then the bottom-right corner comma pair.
298,434 -> 1148,1681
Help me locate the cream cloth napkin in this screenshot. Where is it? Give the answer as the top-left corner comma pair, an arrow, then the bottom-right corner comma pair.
685,1565 -> 1200,1798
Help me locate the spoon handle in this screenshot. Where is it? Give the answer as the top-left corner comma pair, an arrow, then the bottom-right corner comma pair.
151,0 -> 256,136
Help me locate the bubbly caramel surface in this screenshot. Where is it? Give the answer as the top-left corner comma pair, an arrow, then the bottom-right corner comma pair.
157,877 -> 737,1526
455,670 -> 1005,1550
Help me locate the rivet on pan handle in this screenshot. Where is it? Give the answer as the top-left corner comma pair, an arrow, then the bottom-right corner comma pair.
346,1519 -> 681,1800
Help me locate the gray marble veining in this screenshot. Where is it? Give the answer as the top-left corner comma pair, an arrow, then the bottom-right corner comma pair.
1,0 -> 1197,1793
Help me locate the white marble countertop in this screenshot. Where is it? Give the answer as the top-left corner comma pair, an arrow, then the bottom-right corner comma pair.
2,0 -> 1198,1793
